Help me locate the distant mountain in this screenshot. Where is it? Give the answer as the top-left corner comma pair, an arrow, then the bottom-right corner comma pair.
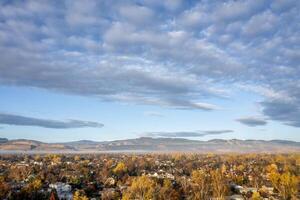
0,139 -> 74,151
64,140 -> 104,145
0,137 -> 299,153
0,138 -> 8,143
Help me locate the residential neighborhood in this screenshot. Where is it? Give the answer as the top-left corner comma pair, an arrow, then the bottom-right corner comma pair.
0,153 -> 298,199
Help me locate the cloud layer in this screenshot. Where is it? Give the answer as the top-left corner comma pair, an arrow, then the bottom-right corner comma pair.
0,113 -> 104,129
145,130 -> 233,138
0,1 -> 300,127
236,117 -> 267,127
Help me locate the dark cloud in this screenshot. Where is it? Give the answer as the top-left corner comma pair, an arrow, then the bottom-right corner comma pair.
236,117 -> 268,127
145,130 -> 233,138
0,113 -> 103,129
261,100 -> 300,127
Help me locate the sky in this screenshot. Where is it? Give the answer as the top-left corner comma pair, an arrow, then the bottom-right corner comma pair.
0,0 -> 300,142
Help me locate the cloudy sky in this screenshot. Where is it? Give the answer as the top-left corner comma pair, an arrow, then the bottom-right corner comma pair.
0,0 -> 299,142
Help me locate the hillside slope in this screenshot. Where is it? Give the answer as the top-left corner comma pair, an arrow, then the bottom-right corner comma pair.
0,137 -> 299,153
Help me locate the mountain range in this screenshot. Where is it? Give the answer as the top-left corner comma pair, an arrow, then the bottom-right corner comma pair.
0,137 -> 299,153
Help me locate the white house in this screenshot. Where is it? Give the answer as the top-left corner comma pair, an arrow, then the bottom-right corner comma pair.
49,182 -> 72,200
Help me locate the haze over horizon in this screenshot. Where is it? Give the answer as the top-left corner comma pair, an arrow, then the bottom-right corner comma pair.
1,0 -> 300,142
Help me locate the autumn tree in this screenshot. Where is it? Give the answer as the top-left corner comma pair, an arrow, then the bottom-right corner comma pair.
73,190 -> 89,200
113,161 -> 127,177
266,164 -> 278,174
9,165 -> 31,182
0,176 -> 10,199
251,191 -> 261,200
74,155 -> 81,161
179,177 -> 192,198
73,191 -> 81,200
191,169 -> 211,200
51,154 -> 62,164
19,178 -> 43,199
25,178 -> 42,193
269,171 -> 298,200
211,168 -> 228,200
101,189 -> 121,200
158,179 -> 180,200
122,175 -> 158,200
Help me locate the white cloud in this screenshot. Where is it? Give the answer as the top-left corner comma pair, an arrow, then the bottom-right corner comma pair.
242,11 -> 278,36
119,4 -> 154,25
65,0 -> 101,26
0,0 -> 300,127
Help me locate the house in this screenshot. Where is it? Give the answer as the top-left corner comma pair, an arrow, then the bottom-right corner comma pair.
147,171 -> 175,180
230,184 -> 243,194
100,188 -> 120,199
240,187 -> 257,194
49,182 -> 72,200
33,161 -> 43,166
104,177 -> 116,187
228,194 -> 244,200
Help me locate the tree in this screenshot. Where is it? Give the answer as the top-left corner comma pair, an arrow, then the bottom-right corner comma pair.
73,191 -> 81,200
266,164 -> 278,174
51,155 -> 62,164
31,178 -> 42,191
113,162 -> 127,177
74,155 -> 81,161
269,171 -> 298,200
211,168 -> 228,200
191,170 -> 211,200
101,189 -> 121,200
122,176 -> 157,200
251,191 -> 261,200
0,176 -> 10,199
20,178 -> 43,199
73,190 -> 89,200
158,179 -> 180,200
25,178 -> 42,193
9,165 -> 31,182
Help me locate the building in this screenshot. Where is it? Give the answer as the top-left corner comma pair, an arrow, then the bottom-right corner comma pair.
49,182 -> 72,200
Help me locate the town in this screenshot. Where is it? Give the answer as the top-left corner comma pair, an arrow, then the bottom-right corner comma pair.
0,153 -> 298,199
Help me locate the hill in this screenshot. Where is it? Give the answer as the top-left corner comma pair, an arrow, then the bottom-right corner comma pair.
0,137 -> 299,153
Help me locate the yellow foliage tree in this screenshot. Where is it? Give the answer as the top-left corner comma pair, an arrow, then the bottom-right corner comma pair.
211,168 -> 228,200
158,179 -> 180,200
113,162 -> 127,176
0,176 -> 10,199
251,191 -> 261,200
266,164 -> 278,173
122,176 -> 157,200
74,155 -> 81,161
24,178 -> 42,194
269,171 -> 298,199
191,169 -> 210,200
51,154 -> 61,164
73,190 -> 89,200
73,191 -> 80,200
31,178 -> 42,191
